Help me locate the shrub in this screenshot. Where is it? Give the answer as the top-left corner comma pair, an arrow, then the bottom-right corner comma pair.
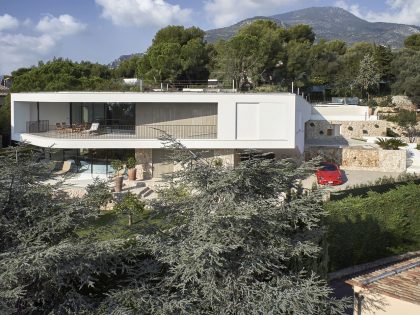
126,156 -> 137,169
110,159 -> 124,175
326,184 -> 420,271
386,128 -> 400,137
379,96 -> 394,107
385,109 -> 417,126
376,137 -> 407,150
113,192 -> 145,226
366,99 -> 378,108
417,144 -> 420,150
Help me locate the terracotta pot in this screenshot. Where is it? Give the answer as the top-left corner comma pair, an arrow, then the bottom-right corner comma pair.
114,176 -> 123,192
128,168 -> 137,181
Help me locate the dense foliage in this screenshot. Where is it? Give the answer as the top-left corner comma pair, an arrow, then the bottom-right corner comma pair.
375,137 -> 407,150
0,143 -> 349,314
326,184 -> 420,271
4,20 -> 418,105
10,59 -> 124,92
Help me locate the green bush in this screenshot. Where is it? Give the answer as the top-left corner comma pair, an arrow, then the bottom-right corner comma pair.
378,96 -> 394,107
366,99 -> 378,108
126,156 -> 137,169
326,184 -> 420,271
417,144 -> 420,150
385,109 -> 417,126
376,137 -> 407,150
386,128 -> 400,137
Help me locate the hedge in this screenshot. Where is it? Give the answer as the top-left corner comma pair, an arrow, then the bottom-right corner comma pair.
325,183 -> 420,271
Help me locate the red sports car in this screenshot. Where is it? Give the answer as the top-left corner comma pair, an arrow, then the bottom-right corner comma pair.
316,162 -> 344,186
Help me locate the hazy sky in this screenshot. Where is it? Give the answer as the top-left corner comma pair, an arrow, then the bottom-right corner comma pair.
1,0 -> 419,74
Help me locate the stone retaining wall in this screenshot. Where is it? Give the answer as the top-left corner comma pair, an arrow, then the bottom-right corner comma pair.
306,120 -> 387,141
305,146 -> 406,172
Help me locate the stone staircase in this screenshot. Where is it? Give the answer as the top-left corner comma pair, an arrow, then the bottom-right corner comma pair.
112,180 -> 156,200
138,186 -> 154,198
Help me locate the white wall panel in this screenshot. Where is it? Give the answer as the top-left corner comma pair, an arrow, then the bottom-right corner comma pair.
236,103 -> 259,140
259,102 -> 289,140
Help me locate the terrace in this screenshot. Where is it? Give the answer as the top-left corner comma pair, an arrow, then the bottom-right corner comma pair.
25,120 -> 217,140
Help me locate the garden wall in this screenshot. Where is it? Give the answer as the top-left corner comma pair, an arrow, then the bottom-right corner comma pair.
305,146 -> 406,172
305,120 -> 387,141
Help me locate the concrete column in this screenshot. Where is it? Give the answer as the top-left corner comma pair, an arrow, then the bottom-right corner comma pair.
135,149 -> 153,180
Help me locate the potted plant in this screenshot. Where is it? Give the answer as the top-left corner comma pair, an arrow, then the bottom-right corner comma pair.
127,156 -> 137,181
111,159 -> 124,192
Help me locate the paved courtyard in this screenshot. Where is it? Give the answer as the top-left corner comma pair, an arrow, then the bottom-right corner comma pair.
302,169 -> 404,191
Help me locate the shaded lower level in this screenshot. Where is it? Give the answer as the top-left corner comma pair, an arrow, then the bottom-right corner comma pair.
48,148 -> 301,179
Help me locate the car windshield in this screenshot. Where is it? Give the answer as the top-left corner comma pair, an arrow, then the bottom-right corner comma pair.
320,163 -> 337,171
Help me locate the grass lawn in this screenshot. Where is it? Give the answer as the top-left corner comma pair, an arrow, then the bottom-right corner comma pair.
77,209 -> 165,240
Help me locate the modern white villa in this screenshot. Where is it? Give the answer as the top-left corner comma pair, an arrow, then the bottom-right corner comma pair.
11,92 -> 311,178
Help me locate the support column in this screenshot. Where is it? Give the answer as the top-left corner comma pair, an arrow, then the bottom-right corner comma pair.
135,149 -> 153,180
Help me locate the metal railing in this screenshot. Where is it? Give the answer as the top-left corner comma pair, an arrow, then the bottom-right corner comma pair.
26,120 -> 49,133
26,122 -> 217,140
136,125 -> 217,139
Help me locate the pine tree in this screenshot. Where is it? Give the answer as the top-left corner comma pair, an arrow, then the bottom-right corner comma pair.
0,145 -> 158,314
99,136 -> 350,314
355,54 -> 381,101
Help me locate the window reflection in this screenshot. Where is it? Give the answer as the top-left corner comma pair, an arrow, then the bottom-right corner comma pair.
71,103 -> 135,126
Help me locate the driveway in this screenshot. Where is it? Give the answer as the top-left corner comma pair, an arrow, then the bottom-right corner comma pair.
302,169 -> 403,191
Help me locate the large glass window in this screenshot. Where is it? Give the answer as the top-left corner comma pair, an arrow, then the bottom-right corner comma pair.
105,103 -> 135,126
70,103 -> 135,126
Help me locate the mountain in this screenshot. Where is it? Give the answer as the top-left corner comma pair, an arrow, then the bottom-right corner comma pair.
108,53 -> 143,69
204,17 -> 288,43
204,7 -> 420,48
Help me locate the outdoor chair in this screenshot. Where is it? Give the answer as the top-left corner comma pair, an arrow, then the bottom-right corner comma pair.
81,122 -> 100,135
53,160 -> 72,175
55,123 -> 64,132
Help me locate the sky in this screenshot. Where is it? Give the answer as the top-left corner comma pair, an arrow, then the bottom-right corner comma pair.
0,0 -> 420,74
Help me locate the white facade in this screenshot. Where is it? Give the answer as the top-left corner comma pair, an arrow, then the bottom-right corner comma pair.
311,104 -> 377,121
11,92 -> 311,153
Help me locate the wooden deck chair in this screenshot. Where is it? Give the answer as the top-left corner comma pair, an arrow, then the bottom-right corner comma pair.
54,160 -> 72,175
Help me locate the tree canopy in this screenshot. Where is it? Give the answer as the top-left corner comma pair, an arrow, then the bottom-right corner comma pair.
5,20 -> 420,106
0,143 -> 349,314
404,33 -> 420,51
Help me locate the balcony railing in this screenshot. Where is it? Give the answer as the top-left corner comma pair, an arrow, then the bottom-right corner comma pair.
26,120 -> 49,133
136,125 -> 217,139
25,121 -> 217,139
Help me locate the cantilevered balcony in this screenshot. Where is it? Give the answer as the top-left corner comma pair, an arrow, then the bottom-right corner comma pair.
25,120 -> 217,140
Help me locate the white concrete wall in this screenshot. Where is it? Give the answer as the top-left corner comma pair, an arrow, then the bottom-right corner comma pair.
39,102 -> 70,126
11,100 -> 32,134
12,92 -> 310,150
296,95 -> 312,153
311,105 -> 373,121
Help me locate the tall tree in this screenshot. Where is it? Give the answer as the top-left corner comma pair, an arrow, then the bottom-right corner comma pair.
373,44 -> 394,92
391,48 -> 420,105
211,20 -> 288,88
333,42 -> 374,96
354,53 -> 380,101
404,33 -> 420,51
0,145 -> 157,314
309,39 -> 347,86
99,137 -> 350,314
137,26 -> 209,84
